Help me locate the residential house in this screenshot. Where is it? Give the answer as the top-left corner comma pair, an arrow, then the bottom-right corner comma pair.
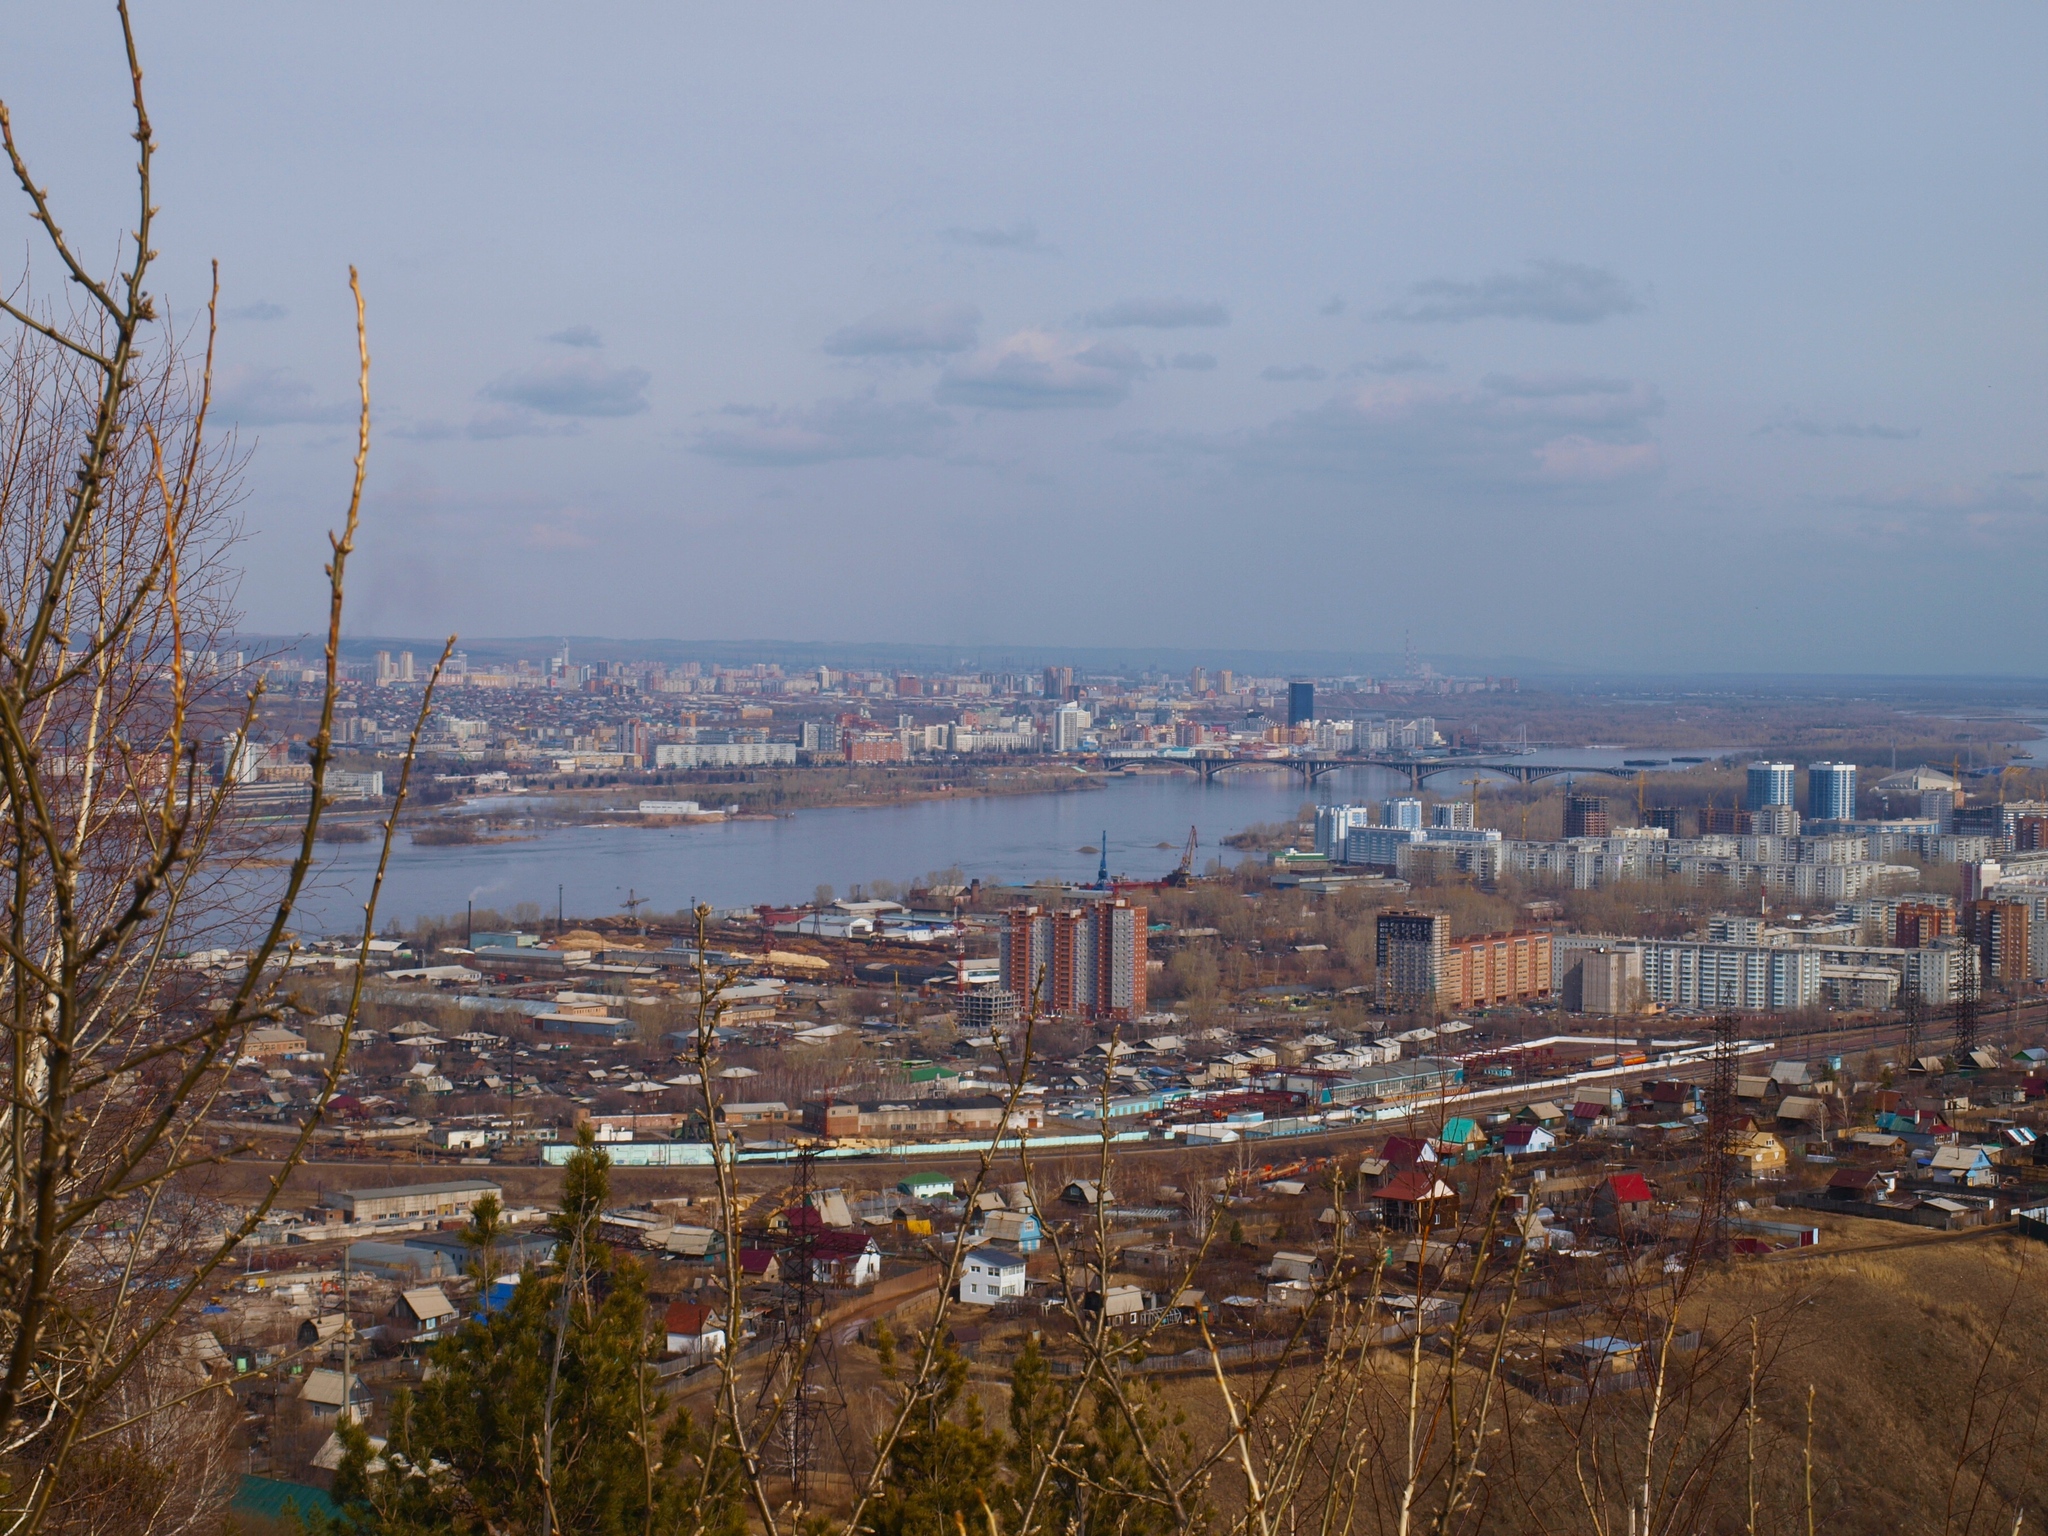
387,1286 -> 457,1344
662,1300 -> 727,1362
1380,1136 -> 1439,1170
1825,1167 -> 1900,1201
1590,1173 -> 1656,1236
1375,1170 -> 1458,1233
1775,1097 -> 1830,1132
1262,1250 -> 1324,1283
299,1368 -> 369,1421
1728,1130 -> 1789,1175
1498,1124 -> 1556,1158
1435,1118 -> 1486,1159
1517,1101 -> 1567,1129
1061,1180 -> 1109,1208
805,1231 -> 883,1287
1568,1101 -> 1612,1132
959,1244 -> 1028,1304
1926,1145 -> 1995,1187
738,1249 -> 781,1283
975,1209 -> 1042,1252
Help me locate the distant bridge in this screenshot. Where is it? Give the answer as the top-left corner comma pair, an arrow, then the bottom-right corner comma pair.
1184,754 -> 1644,789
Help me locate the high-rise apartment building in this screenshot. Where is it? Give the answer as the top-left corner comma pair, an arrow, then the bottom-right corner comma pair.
1563,794 -> 1610,839
1966,900 -> 2031,985
1376,910 -> 1448,1012
1638,938 -> 1822,1012
1314,803 -> 1374,858
1750,804 -> 1801,837
1382,797 -> 1424,831
1746,762 -> 1796,811
1052,703 -> 1089,752
1218,670 -> 1235,695
999,900 -> 1147,1021
1807,762 -> 1857,822
1287,681 -> 1315,727
1441,930 -> 1553,1010
1189,667 -> 1206,695
1042,666 -> 1074,701
1431,801 -> 1474,830
1894,902 -> 1954,949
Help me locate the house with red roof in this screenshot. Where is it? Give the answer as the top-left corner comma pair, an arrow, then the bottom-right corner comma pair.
1380,1135 -> 1439,1169
663,1300 -> 727,1362
1375,1169 -> 1459,1233
1498,1124 -> 1556,1158
1590,1173 -> 1655,1236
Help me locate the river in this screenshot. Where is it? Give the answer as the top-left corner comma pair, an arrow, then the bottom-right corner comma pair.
289,749 -> 1739,936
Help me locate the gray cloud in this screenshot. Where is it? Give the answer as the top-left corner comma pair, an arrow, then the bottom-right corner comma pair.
212,365 -> 352,425
547,324 -> 604,348
692,396 -> 955,466
1349,351 -> 1438,376
1759,416 -> 1918,441
936,330 -> 1144,409
226,301 -> 287,322
1169,352 -> 1218,371
942,221 -> 1048,252
480,360 -> 650,417
1833,471 -> 2047,534
1260,364 -> 1328,383
1379,259 -> 1643,324
1084,297 -> 1229,329
1318,295 -> 1345,317
823,302 -> 980,359
1117,370 -> 1664,488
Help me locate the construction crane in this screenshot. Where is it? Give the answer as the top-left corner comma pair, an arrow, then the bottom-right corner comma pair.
1462,776 -> 1486,824
1166,825 -> 1199,886
622,888 -> 649,932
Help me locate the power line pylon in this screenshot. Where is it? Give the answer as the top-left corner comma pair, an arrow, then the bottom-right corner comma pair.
1952,967 -> 1981,1064
1901,984 -> 1925,1070
1697,1013 -> 1741,1259
763,1144 -> 857,1506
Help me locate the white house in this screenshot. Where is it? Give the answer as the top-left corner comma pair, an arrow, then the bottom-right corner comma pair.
663,1301 -> 728,1362
959,1244 -> 1028,1304
1926,1145 -> 1995,1187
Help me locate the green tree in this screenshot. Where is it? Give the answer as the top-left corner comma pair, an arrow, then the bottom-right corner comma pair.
321,1125 -> 745,1536
862,1337 -> 1006,1536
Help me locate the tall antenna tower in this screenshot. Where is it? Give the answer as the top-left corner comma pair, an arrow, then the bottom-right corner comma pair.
764,1144 -> 856,1505
1696,1013 -> 1741,1258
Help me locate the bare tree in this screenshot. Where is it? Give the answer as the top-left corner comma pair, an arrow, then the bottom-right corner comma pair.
0,9 -> 435,1530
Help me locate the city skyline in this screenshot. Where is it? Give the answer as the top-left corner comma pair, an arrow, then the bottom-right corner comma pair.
8,5 -> 2046,673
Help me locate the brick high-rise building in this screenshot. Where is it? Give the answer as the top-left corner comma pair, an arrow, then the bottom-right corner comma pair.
1894,901 -> 1955,949
1967,899 -> 2031,985
1442,930 -> 1553,1010
999,899 -> 1147,1021
1563,794 -> 1610,839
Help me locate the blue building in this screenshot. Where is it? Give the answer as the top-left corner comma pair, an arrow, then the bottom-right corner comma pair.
1746,761 -> 1795,811
1807,761 -> 1858,822
1382,796 -> 1425,830
1287,681 -> 1314,727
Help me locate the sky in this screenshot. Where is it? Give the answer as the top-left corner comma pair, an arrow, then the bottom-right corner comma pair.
6,5 -> 2047,673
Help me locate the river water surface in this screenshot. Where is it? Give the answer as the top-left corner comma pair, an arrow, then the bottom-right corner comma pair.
292,749 -> 1739,935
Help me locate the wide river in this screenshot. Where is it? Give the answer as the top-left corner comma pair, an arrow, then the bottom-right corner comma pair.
291,750 -> 1731,936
